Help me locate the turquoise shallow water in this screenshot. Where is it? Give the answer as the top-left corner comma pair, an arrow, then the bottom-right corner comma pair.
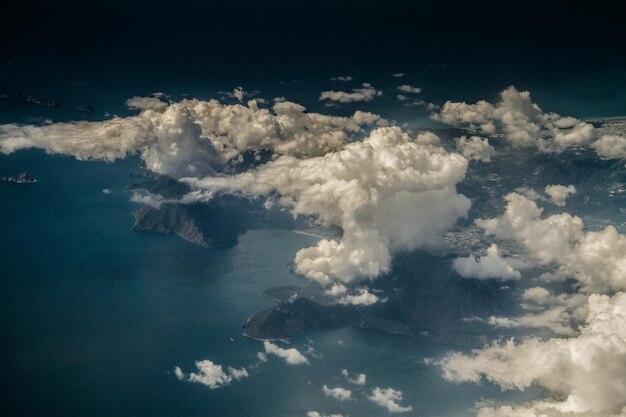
0,150 -> 537,417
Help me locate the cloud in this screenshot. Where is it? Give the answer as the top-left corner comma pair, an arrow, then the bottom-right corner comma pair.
441,292 -> 626,417
592,134 -> 626,159
342,369 -> 366,385
126,96 -> 168,112
174,359 -> 248,389
319,83 -> 382,103
452,244 -> 522,280
455,135 -> 495,162
330,76 -> 353,82
0,97 -> 385,178
186,127 -> 470,286
397,85 -> 421,94
368,387 -> 413,413
476,193 -> 626,293
433,86 -> 596,152
337,288 -> 382,306
322,385 -> 352,401
544,184 -> 576,206
263,341 -> 308,365
307,412 -> 345,417
391,73 -> 405,78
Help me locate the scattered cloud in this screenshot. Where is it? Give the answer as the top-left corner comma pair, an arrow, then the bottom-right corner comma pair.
592,134 -> 626,159
337,288 -> 382,306
263,341 -> 308,365
453,244 -> 522,280
330,76 -> 353,82
544,184 -> 576,206
397,85 -> 421,94
441,292 -> 626,417
307,412 -> 345,417
433,86 -> 595,152
319,83 -> 382,103
174,359 -> 248,389
368,387 -> 413,413
126,96 -> 168,112
477,192 -> 626,293
342,369 -> 366,385
322,385 -> 352,401
455,135 -> 495,162
391,73 -> 405,78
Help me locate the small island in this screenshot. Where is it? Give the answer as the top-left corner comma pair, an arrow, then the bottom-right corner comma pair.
0,173 -> 37,184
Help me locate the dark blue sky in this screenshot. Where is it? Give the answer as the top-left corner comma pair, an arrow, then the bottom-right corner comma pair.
2,0 -> 626,118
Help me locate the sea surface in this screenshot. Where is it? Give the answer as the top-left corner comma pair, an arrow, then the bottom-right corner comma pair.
0,150 -> 539,417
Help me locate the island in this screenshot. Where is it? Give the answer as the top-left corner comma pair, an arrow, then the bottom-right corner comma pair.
1,173 -> 37,184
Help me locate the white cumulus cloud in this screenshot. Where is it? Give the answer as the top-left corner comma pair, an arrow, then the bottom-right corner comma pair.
322,385 -> 352,401
476,193 -> 626,293
186,127 -> 470,287
441,292 -> 626,417
368,387 -> 413,413
263,341 -> 308,365
453,244 -> 522,280
174,359 -> 248,389
319,83 -> 382,103
544,184 -> 576,207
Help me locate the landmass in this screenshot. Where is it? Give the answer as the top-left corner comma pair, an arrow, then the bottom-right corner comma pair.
1,173 -> 36,184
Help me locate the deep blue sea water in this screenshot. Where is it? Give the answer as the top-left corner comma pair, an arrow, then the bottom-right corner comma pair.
0,150 -> 540,417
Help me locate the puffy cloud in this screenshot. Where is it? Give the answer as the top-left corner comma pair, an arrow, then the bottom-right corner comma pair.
322,385 -> 352,401
126,96 -> 168,112
368,387 -> 413,413
0,97 -> 384,177
452,244 -> 522,281
545,184 -> 576,206
263,341 -> 309,365
433,86 -> 596,152
397,85 -> 421,94
476,193 -> 626,293
337,288 -> 381,306
455,135 -> 495,162
342,369 -> 366,385
592,134 -> 626,159
484,288 -> 589,336
319,83 -> 382,103
330,76 -> 352,82
174,359 -> 248,389
441,292 -> 626,417
226,86 -> 247,102
186,127 -> 470,286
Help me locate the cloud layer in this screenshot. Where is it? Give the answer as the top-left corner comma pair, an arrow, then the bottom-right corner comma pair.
0,97 -> 384,178
442,292 -> 626,417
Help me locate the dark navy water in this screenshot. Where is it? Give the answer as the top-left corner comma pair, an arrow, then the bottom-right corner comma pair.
0,150 -> 540,417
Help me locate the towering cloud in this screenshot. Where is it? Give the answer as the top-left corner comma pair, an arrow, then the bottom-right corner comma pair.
187,127 -> 470,286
